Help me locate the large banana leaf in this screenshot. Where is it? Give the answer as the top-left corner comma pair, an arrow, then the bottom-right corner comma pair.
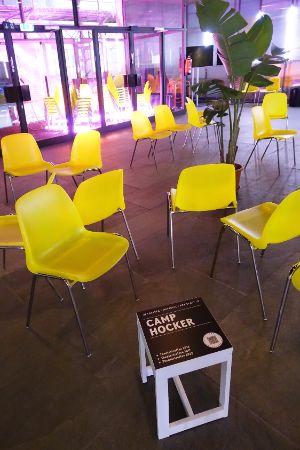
192,79 -> 242,100
196,0 -> 273,77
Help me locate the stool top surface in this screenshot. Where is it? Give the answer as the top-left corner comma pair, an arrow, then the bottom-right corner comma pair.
137,297 -> 232,369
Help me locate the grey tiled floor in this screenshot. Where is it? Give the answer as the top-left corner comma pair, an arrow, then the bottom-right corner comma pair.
1,105 -> 300,450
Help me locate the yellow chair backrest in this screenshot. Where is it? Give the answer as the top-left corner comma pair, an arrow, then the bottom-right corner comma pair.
113,74 -> 124,88
131,111 -> 153,140
262,92 -> 287,118
73,169 -> 125,225
175,164 -> 237,211
154,105 -> 176,132
15,184 -> 84,274
107,73 -> 119,101
143,81 -> 152,102
79,84 -> 92,98
252,106 -> 272,140
266,76 -> 280,92
1,133 -> 45,171
70,130 -> 102,168
70,85 -> 78,110
242,83 -> 259,93
185,101 -> 205,127
262,189 -> 300,244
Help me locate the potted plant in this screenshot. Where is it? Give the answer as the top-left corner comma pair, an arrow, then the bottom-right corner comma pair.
193,0 -> 286,184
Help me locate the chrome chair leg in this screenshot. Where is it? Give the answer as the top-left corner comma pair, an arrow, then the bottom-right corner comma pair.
151,140 -> 158,170
236,235 -> 241,264
2,248 -> 5,270
170,211 -> 175,269
189,129 -> 195,153
72,176 -> 78,187
120,209 -> 139,261
260,139 -> 272,160
81,283 -> 86,290
276,140 -> 280,176
182,130 -> 189,148
270,267 -> 295,352
244,141 -> 259,169
130,140 -> 139,168
169,135 -> 175,160
293,137 -> 296,167
205,126 -> 209,145
46,277 -> 64,302
45,171 -> 48,183
8,176 -> 16,203
3,172 -> 8,203
249,244 -> 267,320
124,252 -> 140,301
66,282 -> 91,357
193,129 -> 203,154
166,192 -> 171,236
210,225 -> 225,278
26,274 -> 38,328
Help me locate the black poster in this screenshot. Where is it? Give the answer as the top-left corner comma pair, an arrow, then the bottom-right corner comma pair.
137,298 -> 232,369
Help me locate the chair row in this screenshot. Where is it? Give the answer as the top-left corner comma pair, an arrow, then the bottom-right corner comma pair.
130,101 -> 215,168
0,169 -> 139,357
167,163 -> 300,353
1,130 -> 102,203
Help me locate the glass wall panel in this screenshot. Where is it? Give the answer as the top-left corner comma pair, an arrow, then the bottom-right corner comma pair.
12,32 -> 66,140
164,31 -> 184,111
0,35 -> 21,140
0,0 -> 74,25
123,0 -> 183,28
78,0 -> 123,26
98,32 -> 131,125
134,33 -> 160,114
63,30 -> 101,132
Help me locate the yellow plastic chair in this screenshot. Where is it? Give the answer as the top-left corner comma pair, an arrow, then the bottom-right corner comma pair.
245,106 -> 297,175
262,92 -> 288,123
1,133 -> 53,203
185,101 -> 213,152
73,169 -> 139,261
137,81 -> 152,110
154,104 -> 192,152
15,183 -> 139,357
270,261 -> 300,351
50,130 -> 102,186
130,111 -> 173,169
242,83 -> 259,104
0,215 -> 22,269
186,97 -> 204,118
210,189 -> 300,321
167,163 -> 238,269
258,76 -> 281,103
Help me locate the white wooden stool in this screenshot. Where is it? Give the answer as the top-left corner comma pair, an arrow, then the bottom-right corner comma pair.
137,297 -> 233,439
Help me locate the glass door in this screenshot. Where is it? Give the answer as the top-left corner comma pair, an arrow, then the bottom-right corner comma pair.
12,32 -> 67,141
63,29 -> 100,132
164,31 -> 184,111
97,31 -> 131,125
0,34 -> 21,140
134,32 -> 161,114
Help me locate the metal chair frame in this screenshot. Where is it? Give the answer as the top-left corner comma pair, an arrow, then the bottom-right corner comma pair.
210,224 -> 267,321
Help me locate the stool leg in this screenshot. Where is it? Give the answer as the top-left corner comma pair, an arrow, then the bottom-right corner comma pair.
137,322 -> 148,383
155,374 -> 170,439
219,355 -> 232,417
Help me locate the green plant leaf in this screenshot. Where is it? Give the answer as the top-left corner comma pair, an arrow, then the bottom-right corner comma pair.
247,15 -> 273,57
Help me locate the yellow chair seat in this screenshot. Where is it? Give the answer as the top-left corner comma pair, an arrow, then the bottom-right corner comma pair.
221,202 -> 277,249
5,161 -> 53,177
28,231 -> 129,283
269,113 -> 288,120
148,130 -> 172,140
50,163 -> 95,177
269,129 -> 297,137
0,215 -> 22,246
169,123 -> 192,132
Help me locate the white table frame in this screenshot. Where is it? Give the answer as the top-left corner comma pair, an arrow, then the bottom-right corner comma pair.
137,319 -> 233,439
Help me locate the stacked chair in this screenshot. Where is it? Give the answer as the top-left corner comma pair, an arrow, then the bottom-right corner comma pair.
154,104 -> 192,153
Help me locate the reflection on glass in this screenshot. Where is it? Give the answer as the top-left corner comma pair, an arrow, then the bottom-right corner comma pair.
78,0 -> 123,26
98,32 -> 132,125
134,33 -> 160,115
123,0 -> 183,28
63,30 -> 100,132
13,33 -> 67,140
164,31 -> 184,111
0,37 -> 21,140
